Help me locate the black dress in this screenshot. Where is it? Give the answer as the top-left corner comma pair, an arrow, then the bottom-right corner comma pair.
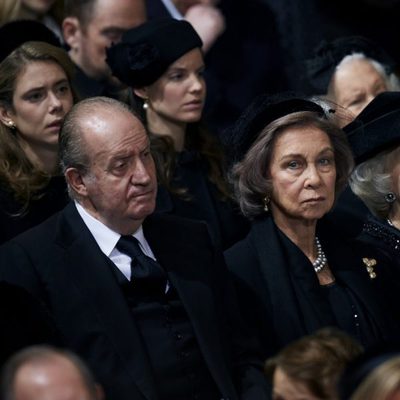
0,176 -> 69,245
155,150 -> 249,250
224,215 -> 400,357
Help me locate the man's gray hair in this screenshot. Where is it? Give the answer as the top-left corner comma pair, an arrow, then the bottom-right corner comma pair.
59,96 -> 137,198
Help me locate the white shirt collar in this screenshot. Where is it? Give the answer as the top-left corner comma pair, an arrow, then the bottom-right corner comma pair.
160,0 -> 184,19
75,202 -> 147,256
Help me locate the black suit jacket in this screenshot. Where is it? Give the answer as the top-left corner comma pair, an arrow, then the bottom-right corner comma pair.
0,203 -> 266,400
225,216 -> 400,357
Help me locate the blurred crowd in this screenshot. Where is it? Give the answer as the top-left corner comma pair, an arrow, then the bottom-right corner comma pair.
1,1 -> 400,399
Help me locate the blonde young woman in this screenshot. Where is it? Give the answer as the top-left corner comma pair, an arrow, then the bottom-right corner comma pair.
0,31 -> 77,243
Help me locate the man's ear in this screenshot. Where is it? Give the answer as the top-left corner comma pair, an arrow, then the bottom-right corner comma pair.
62,17 -> 82,52
65,167 -> 89,198
133,87 -> 149,100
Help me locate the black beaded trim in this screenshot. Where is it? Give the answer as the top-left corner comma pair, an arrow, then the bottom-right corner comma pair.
363,221 -> 400,252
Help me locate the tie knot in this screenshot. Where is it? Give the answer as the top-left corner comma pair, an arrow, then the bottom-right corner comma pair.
116,235 -> 143,259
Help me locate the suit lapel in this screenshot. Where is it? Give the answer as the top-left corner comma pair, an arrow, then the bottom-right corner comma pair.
55,204 -> 158,400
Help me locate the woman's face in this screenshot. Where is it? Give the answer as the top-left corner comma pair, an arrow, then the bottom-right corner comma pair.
273,367 -> 322,400
4,61 -> 73,151
329,58 -> 388,117
268,125 -> 337,225
143,48 -> 206,126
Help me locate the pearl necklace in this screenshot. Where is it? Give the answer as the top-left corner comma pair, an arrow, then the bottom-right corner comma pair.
313,236 -> 327,273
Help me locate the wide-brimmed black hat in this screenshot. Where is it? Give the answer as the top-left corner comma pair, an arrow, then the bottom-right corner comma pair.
106,18 -> 202,88
306,35 -> 396,94
221,92 -> 325,167
0,20 -> 61,63
343,91 -> 400,164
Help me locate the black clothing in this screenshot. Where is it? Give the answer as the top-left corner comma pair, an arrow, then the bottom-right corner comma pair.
225,216 -> 400,357
145,0 -> 288,134
326,186 -> 371,238
0,281 -> 62,367
320,282 -> 380,349
0,176 -> 69,245
0,203 -> 267,400
155,150 -> 249,250
359,215 -> 400,273
72,65 -> 132,104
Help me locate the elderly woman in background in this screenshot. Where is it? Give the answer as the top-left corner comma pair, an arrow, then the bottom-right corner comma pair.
306,36 -> 400,122
106,18 -> 248,250
346,92 -> 400,272
0,21 -> 77,244
224,94 -> 400,358
265,327 -> 363,400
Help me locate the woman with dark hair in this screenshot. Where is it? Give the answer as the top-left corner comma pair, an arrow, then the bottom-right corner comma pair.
0,33 -> 77,243
223,94 -> 400,358
106,17 -> 248,250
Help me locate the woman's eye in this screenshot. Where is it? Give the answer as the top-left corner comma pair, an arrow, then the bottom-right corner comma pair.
169,72 -> 184,81
287,160 -> 300,169
319,157 -> 333,166
25,91 -> 44,102
57,84 -> 70,95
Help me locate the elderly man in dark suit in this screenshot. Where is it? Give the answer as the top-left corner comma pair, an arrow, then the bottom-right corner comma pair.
0,97 -> 267,400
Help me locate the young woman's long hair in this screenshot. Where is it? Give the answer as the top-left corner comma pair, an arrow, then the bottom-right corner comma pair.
0,41 -> 77,212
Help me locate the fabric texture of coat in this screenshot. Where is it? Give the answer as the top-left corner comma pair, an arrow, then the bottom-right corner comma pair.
0,202 -> 267,400
225,215 -> 400,357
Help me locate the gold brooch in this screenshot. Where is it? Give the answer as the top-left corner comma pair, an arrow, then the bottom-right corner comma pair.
363,258 -> 377,279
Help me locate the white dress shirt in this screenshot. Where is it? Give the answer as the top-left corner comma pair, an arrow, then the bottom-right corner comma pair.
75,202 -> 156,281
160,0 -> 184,19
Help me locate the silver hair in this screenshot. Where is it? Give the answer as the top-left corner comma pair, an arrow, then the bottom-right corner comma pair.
333,52 -> 400,91
349,147 -> 397,219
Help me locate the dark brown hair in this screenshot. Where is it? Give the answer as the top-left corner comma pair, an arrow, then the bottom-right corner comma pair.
232,111 -> 354,218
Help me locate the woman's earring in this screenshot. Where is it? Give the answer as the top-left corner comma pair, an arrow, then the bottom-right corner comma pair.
385,192 -> 397,203
143,99 -> 149,110
263,196 -> 270,212
7,121 -> 16,130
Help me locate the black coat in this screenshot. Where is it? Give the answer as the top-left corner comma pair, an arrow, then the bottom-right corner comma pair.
0,176 -> 69,245
358,215 -> 400,273
155,150 -> 249,250
0,281 -> 62,367
0,203 -> 267,400
225,216 -> 400,357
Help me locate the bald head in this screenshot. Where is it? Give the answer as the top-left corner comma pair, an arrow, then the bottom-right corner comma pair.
59,96 -> 141,176
1,346 -> 101,400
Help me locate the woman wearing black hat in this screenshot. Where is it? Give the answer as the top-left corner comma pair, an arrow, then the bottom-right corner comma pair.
346,92 -> 400,274
223,93 -> 400,358
0,23 -> 78,244
106,18 -> 248,250
306,36 -> 400,123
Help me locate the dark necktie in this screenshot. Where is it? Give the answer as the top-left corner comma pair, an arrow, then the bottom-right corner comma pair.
116,235 -> 166,284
